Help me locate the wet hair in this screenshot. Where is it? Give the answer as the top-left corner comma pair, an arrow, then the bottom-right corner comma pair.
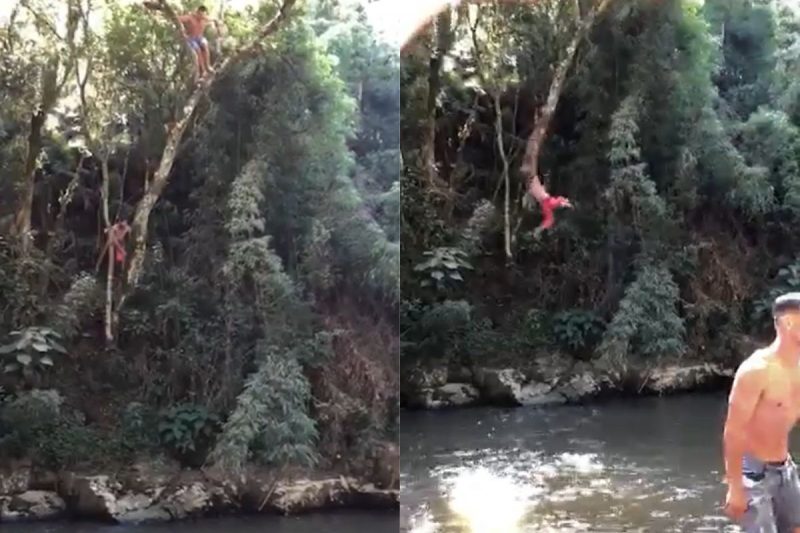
772,293 -> 800,319
198,5 -> 208,12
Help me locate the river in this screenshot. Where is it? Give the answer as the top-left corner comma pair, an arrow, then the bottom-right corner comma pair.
400,393 -> 785,533
1,511 -> 398,533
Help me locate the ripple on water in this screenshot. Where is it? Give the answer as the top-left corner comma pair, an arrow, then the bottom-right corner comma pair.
406,445 -> 734,532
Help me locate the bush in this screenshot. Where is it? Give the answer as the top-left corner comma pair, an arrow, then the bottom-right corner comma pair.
552,310 -> 605,356
158,403 -> 219,465
0,327 -> 67,381
120,401 -> 160,453
0,389 -> 123,469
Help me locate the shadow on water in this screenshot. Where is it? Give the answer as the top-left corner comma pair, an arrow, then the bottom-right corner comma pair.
400,393 -> 780,532
0,510 -> 399,533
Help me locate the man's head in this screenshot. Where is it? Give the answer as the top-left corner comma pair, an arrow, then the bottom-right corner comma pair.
197,5 -> 208,17
773,292 -> 800,343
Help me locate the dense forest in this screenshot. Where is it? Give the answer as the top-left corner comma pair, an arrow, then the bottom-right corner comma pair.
0,0 -> 399,484
401,0 -> 800,394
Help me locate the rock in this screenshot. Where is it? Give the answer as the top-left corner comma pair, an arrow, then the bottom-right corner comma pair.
403,388 -> 439,409
432,383 -> 480,407
405,366 -> 448,390
517,382 -> 566,407
447,365 -> 474,383
59,474 -> 120,519
557,366 -> 609,403
646,364 -> 733,394
0,461 -> 31,495
269,478 -> 349,514
401,365 -> 449,408
473,368 -> 525,405
532,353 -> 575,386
370,441 -> 399,490
265,477 -> 398,515
1,490 -> 65,521
111,490 -> 164,524
161,482 -> 214,520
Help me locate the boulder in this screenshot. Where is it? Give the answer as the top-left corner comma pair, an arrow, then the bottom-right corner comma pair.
473,368 -> 525,405
556,364 -> 609,403
447,365 -> 474,383
59,474 -> 120,519
1,490 -> 65,521
0,461 -> 31,496
645,364 -> 733,394
532,353 -> 575,386
404,366 -> 448,390
401,365 -> 449,409
265,477 -> 398,515
517,382 -> 566,407
160,482 -> 214,520
432,383 -> 480,407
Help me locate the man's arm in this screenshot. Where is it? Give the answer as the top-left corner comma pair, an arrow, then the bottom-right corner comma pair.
724,362 -> 763,491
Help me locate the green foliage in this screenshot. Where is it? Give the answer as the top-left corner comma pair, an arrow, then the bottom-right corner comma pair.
211,345 -> 319,473
413,247 -> 473,290
0,390 -> 123,469
120,402 -> 160,452
0,327 -> 67,378
735,109 -> 800,213
752,259 -> 800,326
0,0 -> 395,475
552,310 -> 606,355
158,403 -> 219,455
597,262 -> 686,368
49,273 -> 100,338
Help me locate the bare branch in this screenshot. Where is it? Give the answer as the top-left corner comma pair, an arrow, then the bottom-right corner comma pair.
19,0 -> 63,41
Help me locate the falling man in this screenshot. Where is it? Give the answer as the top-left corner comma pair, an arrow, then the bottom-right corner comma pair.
178,5 -> 221,81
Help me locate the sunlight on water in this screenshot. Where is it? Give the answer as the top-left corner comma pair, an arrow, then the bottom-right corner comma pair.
447,467 -> 530,533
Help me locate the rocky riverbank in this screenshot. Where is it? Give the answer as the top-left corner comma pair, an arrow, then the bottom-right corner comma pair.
0,451 -> 399,524
400,355 -> 735,409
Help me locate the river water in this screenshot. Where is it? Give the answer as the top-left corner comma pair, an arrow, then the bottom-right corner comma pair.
400,393 -> 789,533
1,511 -> 398,533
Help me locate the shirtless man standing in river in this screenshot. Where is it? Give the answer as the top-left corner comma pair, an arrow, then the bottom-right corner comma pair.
724,293 -> 800,532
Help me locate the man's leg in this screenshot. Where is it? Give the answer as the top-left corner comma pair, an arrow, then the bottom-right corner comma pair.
740,474 -> 778,533
774,463 -> 800,533
187,39 -> 203,80
199,39 -> 212,76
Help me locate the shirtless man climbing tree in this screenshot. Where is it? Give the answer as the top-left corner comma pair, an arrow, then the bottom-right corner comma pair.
723,292 -> 800,533
178,5 -> 219,80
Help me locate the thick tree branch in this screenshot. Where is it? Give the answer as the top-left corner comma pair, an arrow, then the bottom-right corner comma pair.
520,0 -> 613,193
118,0 -> 298,315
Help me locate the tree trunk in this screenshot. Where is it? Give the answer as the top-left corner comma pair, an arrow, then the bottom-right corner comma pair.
100,156 -> 114,343
493,92 -> 512,262
117,0 -> 297,315
520,0 -> 614,188
14,110 -> 46,255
